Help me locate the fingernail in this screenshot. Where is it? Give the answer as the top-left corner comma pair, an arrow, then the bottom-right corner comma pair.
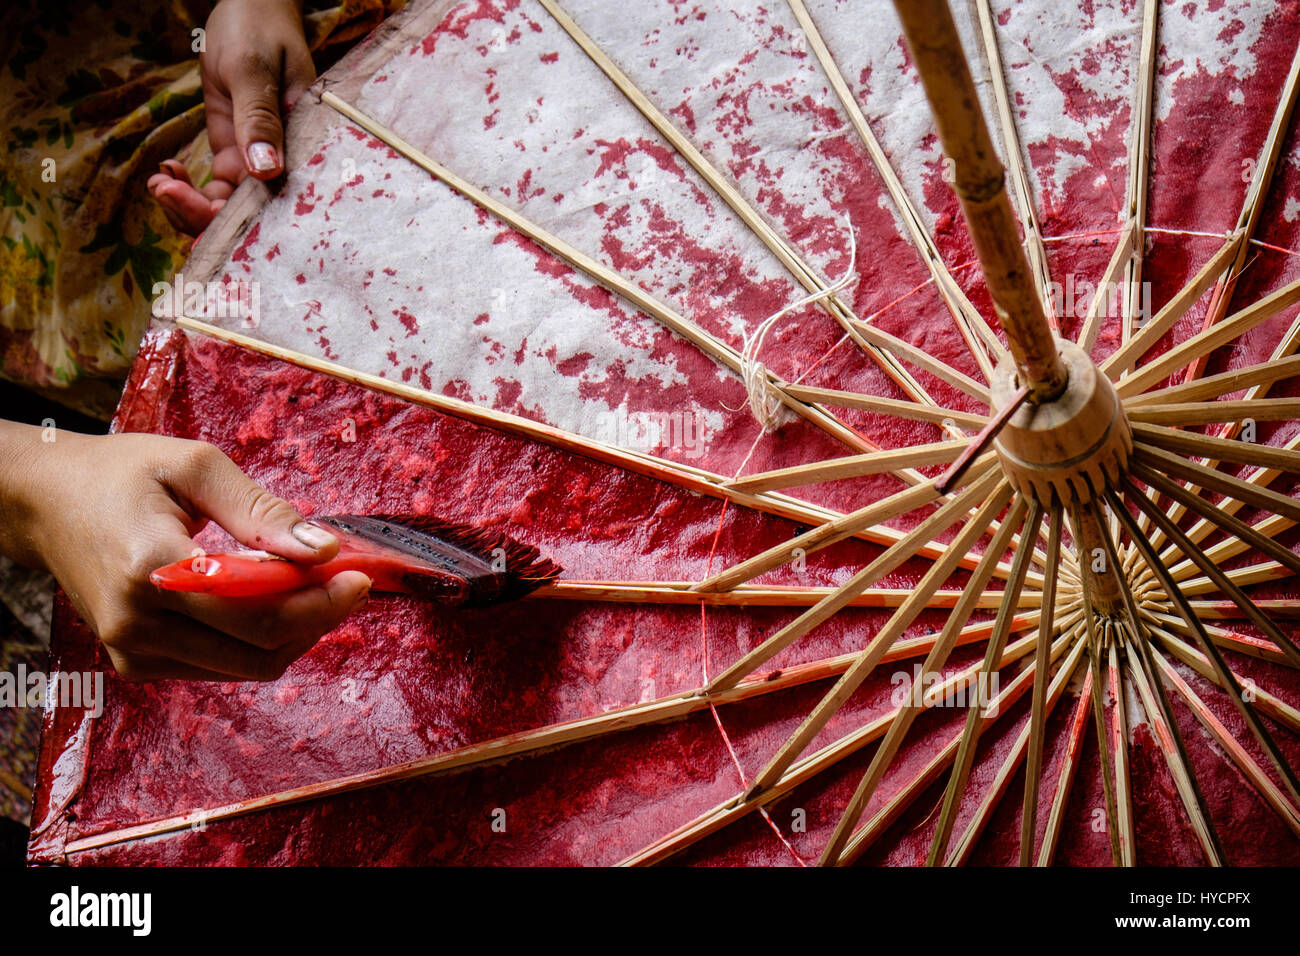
246,141 -> 279,173
291,521 -> 335,550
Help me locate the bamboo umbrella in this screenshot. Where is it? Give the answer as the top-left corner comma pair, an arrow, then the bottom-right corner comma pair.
29,0 -> 1300,866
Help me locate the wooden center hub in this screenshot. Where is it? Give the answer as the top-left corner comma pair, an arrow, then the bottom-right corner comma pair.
991,339 -> 1132,506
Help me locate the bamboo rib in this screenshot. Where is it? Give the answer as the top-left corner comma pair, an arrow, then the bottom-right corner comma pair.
1019,506 -> 1062,866
1077,221 -> 1136,357
1102,231 -> 1242,376
727,439 -> 968,493
819,493 -> 1031,865
1109,637 -> 1137,866
744,482 -> 1015,800
1037,669 -> 1094,866
842,634 -> 1084,867
892,0 -> 1067,400
849,318 -> 993,405
1123,632 -> 1224,865
1072,499 -> 1123,867
695,459 -> 993,594
69,634 -> 939,856
942,634 -> 1089,867
1133,422 -> 1300,473
178,317 -> 1009,577
1123,0 -> 1159,345
927,499 -> 1043,866
1157,431 -> 1300,567
319,91 -> 901,467
1112,489 -> 1300,809
704,472 -> 1002,693
537,580 -> 1042,610
1123,476 -> 1300,669
1124,353 -> 1300,407
1154,653 -> 1300,840
1136,445 -> 1300,524
1129,397 -> 1300,427
972,0 -> 1056,330
786,0 -> 1005,380
1144,309 -> 1300,545
1145,610 -> 1300,668
1150,625 -> 1300,733
1090,496 -> 1226,865
1179,36 -> 1300,384
1116,275 -> 1300,398
780,383 -> 987,429
535,0 -> 972,432
623,624 -> 1058,866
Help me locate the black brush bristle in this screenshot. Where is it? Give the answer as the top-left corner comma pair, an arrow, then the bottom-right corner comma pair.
319,514 -> 561,607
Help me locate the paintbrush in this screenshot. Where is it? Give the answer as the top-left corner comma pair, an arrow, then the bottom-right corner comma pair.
150,514 -> 561,607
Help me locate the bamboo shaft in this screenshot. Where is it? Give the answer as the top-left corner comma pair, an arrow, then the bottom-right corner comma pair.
891,0 -> 1066,401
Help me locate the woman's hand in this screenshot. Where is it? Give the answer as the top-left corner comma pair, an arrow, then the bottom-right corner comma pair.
149,0 -> 315,235
0,423 -> 370,682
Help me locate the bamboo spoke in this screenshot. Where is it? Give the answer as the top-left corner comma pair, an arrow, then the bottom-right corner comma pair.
538,580 -> 1044,610
786,0 -> 1007,382
1089,496 -> 1225,864
1109,488 -> 1300,809
1129,397 -> 1300,427
1123,628 -> 1225,865
743,482 -> 1015,800
1037,668 -> 1094,867
850,319 -> 993,405
1070,499 -> 1123,866
1144,609 -> 1300,668
1149,624 -> 1300,733
727,439 -> 968,494
1102,231 -> 1241,376
1019,506 -> 1063,866
1157,431 -> 1300,566
624,624 -> 1055,866
843,633 -> 1083,867
695,461 -> 995,594
1108,637 -> 1137,866
927,499 -> 1044,865
321,91 -> 898,465
1078,222 -> 1137,356
1136,445 -> 1300,524
943,633 -> 1088,866
705,472 -> 1003,694
1116,275 -> 1300,399
1124,353 -> 1300,407
1132,463 -> 1300,630
1119,0 -> 1159,346
818,492 -> 1030,864
781,383 -> 987,429
1153,653 -> 1300,840
536,0 -> 971,429
1133,423 -> 1300,473
973,0 -> 1056,329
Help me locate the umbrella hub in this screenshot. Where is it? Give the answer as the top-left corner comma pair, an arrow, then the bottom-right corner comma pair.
990,339 -> 1132,508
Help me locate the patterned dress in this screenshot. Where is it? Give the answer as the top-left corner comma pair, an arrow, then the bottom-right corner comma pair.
0,0 -> 405,828
0,0 -> 406,420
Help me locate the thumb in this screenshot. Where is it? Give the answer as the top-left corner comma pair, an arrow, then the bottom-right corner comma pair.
167,443 -> 340,564
229,51 -> 288,179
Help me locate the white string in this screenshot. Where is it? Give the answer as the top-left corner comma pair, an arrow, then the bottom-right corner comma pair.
733,218 -> 859,432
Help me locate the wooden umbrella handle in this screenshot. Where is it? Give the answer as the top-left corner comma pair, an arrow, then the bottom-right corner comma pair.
891,0 -> 1068,403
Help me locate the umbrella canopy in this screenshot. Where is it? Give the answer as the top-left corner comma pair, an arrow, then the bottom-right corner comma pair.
29,0 -> 1300,865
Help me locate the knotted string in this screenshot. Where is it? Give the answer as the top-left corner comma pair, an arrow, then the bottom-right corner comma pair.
733,219 -> 859,432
